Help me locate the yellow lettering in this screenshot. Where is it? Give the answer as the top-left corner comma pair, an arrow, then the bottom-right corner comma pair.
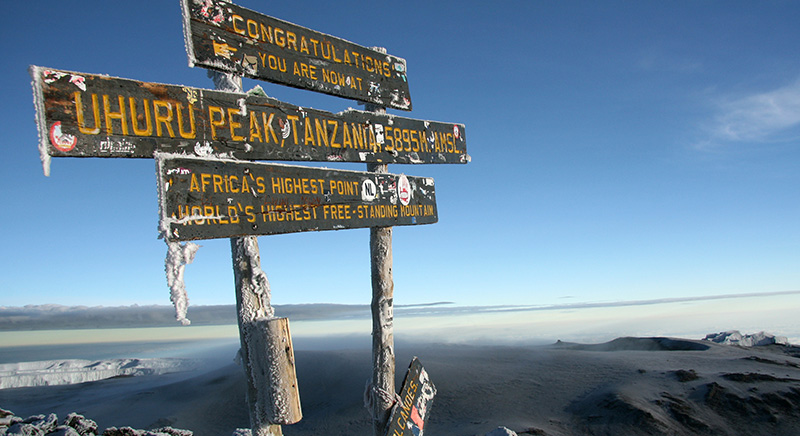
103,95 -> 129,135
249,112 -> 263,142
321,42 -> 332,60
352,124 -> 365,149
342,122 -> 352,148
261,24 -> 272,43
189,174 -> 200,192
232,15 -> 246,35
177,103 -> 196,139
246,19 -> 259,39
300,36 -> 309,54
153,100 -> 175,138
401,129 -> 411,152
314,118 -> 328,147
74,92 -> 101,135
129,97 -> 152,136
410,130 -> 419,152
286,31 -> 297,50
328,120 -> 340,148
208,106 -> 225,139
227,107 -> 245,141
384,127 -> 394,151
304,119 -> 315,145
275,28 -> 285,47
287,115 -> 300,144
262,112 -> 278,143
191,205 -> 204,225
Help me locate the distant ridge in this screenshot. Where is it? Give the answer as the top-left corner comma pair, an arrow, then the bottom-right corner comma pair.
1,291 -> 797,331
0,302 -> 453,331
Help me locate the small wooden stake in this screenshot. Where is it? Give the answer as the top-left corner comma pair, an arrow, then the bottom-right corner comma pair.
241,317 -> 302,424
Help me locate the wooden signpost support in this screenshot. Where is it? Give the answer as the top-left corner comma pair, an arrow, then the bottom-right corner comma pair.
210,70 -> 299,436
32,1 -> 465,435
364,95 -> 396,436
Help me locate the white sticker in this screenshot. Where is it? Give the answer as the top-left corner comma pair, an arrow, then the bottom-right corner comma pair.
279,118 -> 291,139
373,124 -> 385,145
397,175 -> 412,206
362,179 -> 377,202
194,141 -> 213,156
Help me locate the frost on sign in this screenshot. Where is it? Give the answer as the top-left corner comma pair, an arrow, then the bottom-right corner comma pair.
156,154 -> 438,242
181,0 -> 413,110
30,66 -> 468,169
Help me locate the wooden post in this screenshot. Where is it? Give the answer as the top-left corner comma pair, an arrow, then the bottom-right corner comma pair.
213,71 -> 301,436
369,215 -> 395,436
363,51 -> 396,434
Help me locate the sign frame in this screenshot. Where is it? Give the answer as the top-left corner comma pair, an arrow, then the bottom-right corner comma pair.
156,153 -> 438,242
31,66 -> 468,169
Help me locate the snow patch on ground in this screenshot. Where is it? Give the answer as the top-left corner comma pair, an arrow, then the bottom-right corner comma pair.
704,330 -> 790,347
0,358 -> 198,389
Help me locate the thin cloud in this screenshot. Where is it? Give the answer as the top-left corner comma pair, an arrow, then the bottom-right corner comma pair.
698,78 -> 800,149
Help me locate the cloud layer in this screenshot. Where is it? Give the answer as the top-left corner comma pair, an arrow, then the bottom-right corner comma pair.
701,78 -> 800,147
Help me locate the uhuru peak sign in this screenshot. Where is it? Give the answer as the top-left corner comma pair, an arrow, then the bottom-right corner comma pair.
157,154 -> 437,241
182,0 -> 412,110
31,67 -> 467,167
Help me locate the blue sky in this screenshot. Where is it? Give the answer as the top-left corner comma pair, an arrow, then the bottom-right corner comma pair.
1,1 -> 798,309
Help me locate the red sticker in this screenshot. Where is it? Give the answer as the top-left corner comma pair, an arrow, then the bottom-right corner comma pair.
49,122 -> 77,152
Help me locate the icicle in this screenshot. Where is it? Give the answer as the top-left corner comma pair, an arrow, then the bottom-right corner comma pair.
40,149 -> 52,177
30,66 -> 52,177
165,240 -> 200,325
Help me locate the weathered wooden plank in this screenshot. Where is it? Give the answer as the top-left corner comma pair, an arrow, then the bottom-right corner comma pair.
241,317 -> 302,425
181,0 -> 412,110
384,357 -> 436,436
156,154 -> 438,241
31,67 -> 468,165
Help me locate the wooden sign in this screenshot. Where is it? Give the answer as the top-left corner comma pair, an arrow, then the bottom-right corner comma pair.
181,0 -> 413,110
31,66 -> 467,165
156,154 -> 438,241
384,358 -> 436,436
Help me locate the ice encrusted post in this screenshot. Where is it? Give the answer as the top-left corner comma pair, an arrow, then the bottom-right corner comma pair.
363,47 -> 397,436
212,71 -> 302,436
